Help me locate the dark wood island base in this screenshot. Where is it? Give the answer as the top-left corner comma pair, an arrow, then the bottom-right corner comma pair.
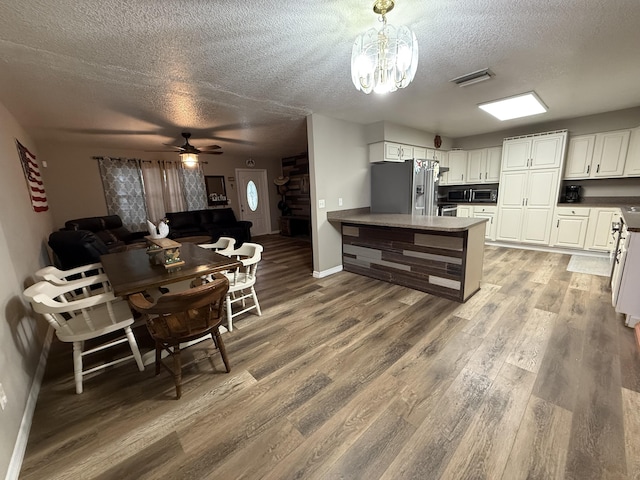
329,211 -> 487,302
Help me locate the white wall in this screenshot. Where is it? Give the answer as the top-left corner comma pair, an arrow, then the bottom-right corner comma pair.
0,101 -> 54,480
36,142 -> 285,232
453,106 -> 640,150
307,114 -> 369,274
365,121 -> 454,150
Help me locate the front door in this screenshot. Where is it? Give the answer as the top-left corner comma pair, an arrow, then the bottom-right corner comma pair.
235,169 -> 270,236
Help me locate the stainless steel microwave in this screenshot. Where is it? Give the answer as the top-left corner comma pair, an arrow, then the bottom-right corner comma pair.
447,189 -> 470,202
470,189 -> 498,202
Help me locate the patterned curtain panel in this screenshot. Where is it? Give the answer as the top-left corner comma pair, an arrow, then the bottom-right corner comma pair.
181,164 -> 207,211
98,157 -> 147,231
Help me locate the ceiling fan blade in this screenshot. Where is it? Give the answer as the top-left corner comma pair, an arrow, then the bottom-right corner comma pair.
144,149 -> 180,153
202,144 -> 222,150
201,151 -> 224,155
209,136 -> 257,146
162,142 -> 185,148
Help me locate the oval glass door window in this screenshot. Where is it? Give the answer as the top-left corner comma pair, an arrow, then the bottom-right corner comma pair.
247,180 -> 259,211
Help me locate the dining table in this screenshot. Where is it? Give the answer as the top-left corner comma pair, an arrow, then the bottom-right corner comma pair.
100,242 -> 242,297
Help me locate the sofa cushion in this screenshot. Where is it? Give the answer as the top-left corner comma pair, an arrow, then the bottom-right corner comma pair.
166,211 -> 199,229
95,230 -> 120,247
102,215 -> 124,230
108,226 -> 134,242
65,216 -> 104,232
210,208 -> 237,226
196,209 -> 213,224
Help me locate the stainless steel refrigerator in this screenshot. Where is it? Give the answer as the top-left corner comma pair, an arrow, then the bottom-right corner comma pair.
370,159 -> 440,216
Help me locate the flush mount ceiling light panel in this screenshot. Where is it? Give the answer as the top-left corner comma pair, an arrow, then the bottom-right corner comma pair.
351,0 -> 419,95
450,68 -> 493,87
479,92 -> 548,121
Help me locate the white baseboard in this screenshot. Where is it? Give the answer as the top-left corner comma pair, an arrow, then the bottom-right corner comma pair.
313,264 -> 343,278
6,326 -> 53,480
485,241 -> 609,258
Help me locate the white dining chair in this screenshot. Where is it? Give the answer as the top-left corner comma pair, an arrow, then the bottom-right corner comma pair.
35,262 -> 105,283
221,242 -> 263,332
35,263 -> 111,299
198,236 -> 236,255
23,274 -> 145,394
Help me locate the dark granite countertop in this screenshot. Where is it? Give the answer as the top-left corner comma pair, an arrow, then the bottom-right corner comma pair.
327,210 -> 487,232
557,196 -> 640,208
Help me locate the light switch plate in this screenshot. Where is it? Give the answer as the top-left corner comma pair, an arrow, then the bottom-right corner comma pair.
319,199 -> 325,208
338,198 -> 343,206
0,383 -> 7,410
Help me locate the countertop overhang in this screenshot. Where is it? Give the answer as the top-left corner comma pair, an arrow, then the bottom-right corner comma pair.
327,210 -> 487,233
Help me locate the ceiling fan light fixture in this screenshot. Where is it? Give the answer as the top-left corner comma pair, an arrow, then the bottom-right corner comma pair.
180,152 -> 199,168
351,0 -> 418,95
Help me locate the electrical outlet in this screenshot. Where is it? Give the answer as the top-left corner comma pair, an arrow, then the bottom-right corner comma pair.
0,383 -> 7,410
338,198 -> 343,206
319,199 -> 325,209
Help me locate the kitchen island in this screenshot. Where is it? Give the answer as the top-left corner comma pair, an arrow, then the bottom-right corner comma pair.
327,210 -> 487,302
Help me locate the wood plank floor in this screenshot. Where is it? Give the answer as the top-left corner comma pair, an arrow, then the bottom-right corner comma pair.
20,235 -> 640,479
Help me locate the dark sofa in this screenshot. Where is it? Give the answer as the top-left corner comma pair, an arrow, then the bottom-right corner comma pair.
48,230 -> 110,270
46,215 -> 147,270
64,215 -> 147,251
165,208 -> 252,245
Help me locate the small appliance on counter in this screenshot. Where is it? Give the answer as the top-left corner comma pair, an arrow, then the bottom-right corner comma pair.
564,185 -> 581,203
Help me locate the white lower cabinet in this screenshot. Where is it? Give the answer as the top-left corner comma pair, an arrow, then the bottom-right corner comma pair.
496,169 -> 559,245
550,207 -> 590,248
456,205 -> 472,217
585,208 -> 621,251
473,206 -> 497,240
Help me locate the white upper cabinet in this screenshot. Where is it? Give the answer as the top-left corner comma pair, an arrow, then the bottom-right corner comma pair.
447,150 -> 468,184
466,146 -> 502,184
414,146 -> 427,159
466,149 -> 486,183
485,146 -> 502,182
623,127 -> 640,176
564,129 -> 630,179
369,142 -> 416,163
592,130 -> 630,177
564,135 -> 596,179
502,132 -> 566,172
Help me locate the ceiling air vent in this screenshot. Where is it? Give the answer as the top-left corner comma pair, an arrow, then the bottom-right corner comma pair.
450,68 -> 493,87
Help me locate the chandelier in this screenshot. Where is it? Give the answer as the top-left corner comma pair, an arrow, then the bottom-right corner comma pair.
351,0 -> 418,94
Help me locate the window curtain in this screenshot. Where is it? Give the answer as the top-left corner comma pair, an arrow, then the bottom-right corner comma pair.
162,161 -> 187,213
181,163 -> 207,210
97,157 -> 147,231
99,158 -> 207,230
140,161 -> 167,224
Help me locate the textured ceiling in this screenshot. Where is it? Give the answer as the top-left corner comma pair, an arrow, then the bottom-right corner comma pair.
1,1 -> 640,160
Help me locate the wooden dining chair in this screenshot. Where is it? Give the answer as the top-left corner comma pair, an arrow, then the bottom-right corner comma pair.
128,274 -> 230,399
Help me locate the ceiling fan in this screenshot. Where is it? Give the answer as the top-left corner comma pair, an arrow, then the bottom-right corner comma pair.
153,132 -> 224,155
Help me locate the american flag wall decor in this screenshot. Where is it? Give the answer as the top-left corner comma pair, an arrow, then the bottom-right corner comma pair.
16,140 -> 48,212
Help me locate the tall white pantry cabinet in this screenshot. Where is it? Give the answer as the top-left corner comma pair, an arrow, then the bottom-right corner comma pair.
496,131 -> 568,245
